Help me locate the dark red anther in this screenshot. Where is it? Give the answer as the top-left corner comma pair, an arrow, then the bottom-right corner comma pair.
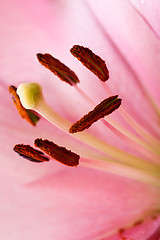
37,53 -> 79,85
70,45 -> 109,81
14,144 -> 49,162
34,138 -> 80,167
69,95 -> 121,133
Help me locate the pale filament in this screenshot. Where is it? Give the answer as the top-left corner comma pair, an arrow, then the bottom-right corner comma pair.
102,82 -> 160,141
80,157 -> 160,187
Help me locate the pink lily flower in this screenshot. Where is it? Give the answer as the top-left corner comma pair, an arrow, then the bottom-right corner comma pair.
0,0 -> 160,239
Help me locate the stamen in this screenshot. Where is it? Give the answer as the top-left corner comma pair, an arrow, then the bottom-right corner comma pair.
34,138 -> 79,167
37,53 -> 79,85
75,84 -> 160,158
14,144 -> 49,162
16,82 -> 160,184
9,85 -> 40,126
70,45 -> 109,81
69,95 -> 121,133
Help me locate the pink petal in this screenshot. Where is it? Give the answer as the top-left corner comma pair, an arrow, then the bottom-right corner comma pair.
0,0 -> 159,239
86,0 -> 160,104
1,166 -> 160,240
129,0 -> 160,39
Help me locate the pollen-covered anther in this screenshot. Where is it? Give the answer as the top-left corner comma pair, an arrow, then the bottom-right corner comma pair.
70,45 -> 109,82
69,95 -> 122,133
9,85 -> 40,126
34,138 -> 80,167
14,144 -> 49,162
37,53 -> 79,85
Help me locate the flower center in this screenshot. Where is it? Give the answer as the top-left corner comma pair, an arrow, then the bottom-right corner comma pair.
9,45 -> 160,240
10,45 -> 160,189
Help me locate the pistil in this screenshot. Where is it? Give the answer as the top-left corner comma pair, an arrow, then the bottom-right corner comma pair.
16,82 -> 160,186
10,43 -> 160,240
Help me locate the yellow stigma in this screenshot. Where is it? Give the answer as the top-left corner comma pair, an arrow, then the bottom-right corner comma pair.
17,83 -> 43,109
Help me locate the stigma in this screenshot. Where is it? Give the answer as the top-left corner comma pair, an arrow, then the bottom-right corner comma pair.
16,82 -> 43,109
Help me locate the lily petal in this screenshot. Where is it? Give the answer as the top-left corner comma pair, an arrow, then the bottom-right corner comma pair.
0,0 -> 160,239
